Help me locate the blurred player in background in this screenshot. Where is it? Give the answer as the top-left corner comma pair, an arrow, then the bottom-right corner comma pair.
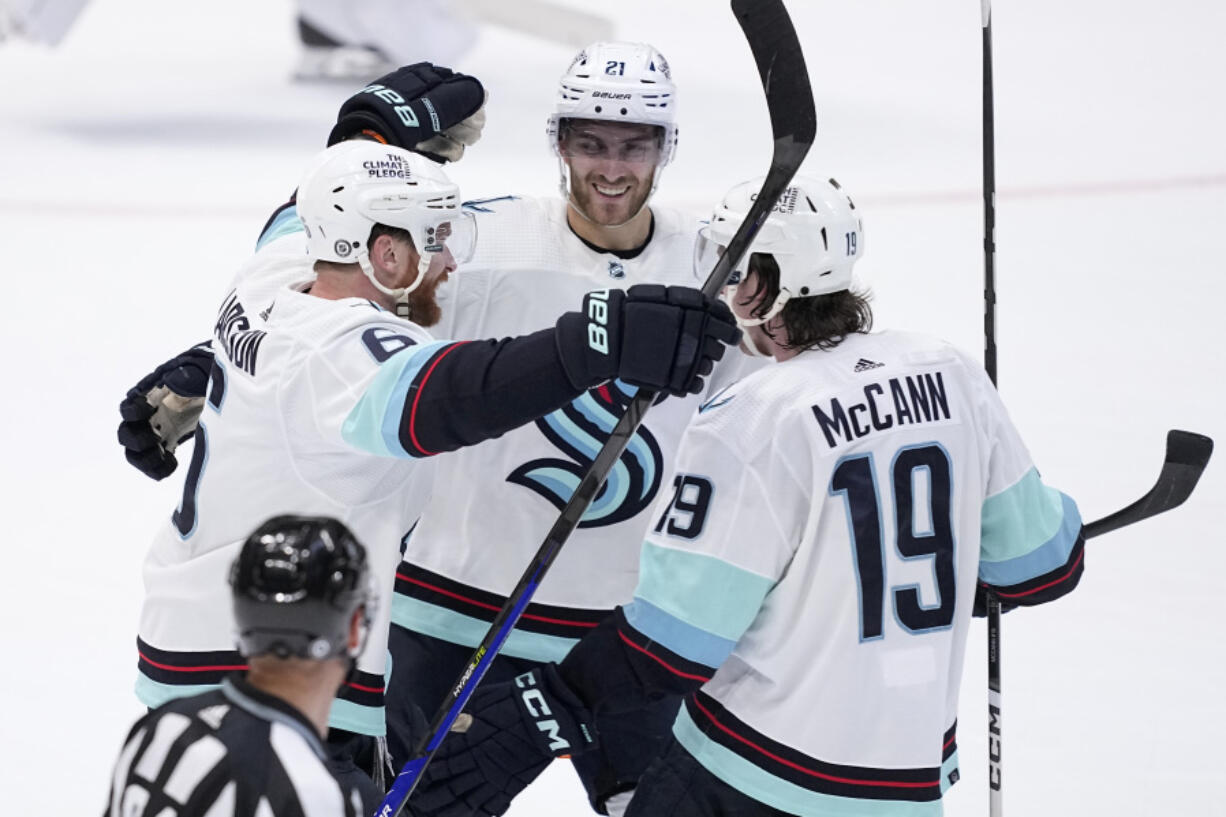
294,0 -> 476,81
107,516 -> 379,817
295,0 -> 617,82
411,175 -> 1087,817
0,0 -> 89,45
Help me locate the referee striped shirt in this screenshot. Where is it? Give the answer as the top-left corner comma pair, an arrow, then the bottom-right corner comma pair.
106,676 -> 367,817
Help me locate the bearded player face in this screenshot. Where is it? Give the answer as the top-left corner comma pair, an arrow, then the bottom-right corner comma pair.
405,246 -> 455,328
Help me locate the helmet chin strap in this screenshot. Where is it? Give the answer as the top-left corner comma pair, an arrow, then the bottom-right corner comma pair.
357,250 -> 428,319
734,289 -> 791,328
558,158 -> 661,230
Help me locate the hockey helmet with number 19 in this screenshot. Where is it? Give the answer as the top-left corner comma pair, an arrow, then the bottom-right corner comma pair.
295,141 -> 476,318
696,175 -> 865,326
230,515 -> 374,661
546,41 -> 678,165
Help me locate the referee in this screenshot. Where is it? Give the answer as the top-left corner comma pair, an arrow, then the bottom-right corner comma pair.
106,516 -> 380,816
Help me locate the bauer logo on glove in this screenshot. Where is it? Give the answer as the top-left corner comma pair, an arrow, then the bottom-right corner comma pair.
327,62 -> 487,164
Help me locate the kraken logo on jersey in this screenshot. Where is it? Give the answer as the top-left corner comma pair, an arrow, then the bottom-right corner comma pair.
507,381 -> 663,528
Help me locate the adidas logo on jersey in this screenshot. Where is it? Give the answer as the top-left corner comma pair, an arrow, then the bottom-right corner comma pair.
854,358 -> 884,372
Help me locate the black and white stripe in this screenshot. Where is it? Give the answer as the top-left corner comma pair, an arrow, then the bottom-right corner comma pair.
107,677 -> 365,817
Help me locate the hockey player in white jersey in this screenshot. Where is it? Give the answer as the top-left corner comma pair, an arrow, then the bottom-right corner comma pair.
411,175 -> 1087,817
131,139 -> 738,794
116,48 -> 755,812
385,41 -> 760,815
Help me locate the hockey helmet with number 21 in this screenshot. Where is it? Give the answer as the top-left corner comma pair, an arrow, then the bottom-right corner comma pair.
697,175 -> 864,326
296,141 -> 476,317
547,41 -> 678,165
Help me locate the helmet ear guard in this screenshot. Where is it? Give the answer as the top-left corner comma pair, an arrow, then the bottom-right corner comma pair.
697,175 -> 865,327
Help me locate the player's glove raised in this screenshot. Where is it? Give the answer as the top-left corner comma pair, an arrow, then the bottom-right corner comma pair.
555,285 -> 741,398
117,343 -> 214,480
411,665 -> 598,817
327,62 -> 486,163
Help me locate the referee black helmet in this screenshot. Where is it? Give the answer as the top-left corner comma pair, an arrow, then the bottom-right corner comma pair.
230,515 -> 371,661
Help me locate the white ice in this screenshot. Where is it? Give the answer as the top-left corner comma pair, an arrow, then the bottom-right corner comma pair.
0,0 -> 1222,814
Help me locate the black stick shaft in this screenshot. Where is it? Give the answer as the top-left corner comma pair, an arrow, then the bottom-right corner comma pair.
981,2 -> 1004,816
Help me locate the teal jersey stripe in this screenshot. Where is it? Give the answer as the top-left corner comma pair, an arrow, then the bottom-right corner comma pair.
255,205 -> 303,250
980,476 -> 1082,586
136,674 -> 386,736
980,468 -> 1064,560
342,340 -> 453,457
135,674 -> 216,708
624,597 -> 736,669
673,707 -> 942,817
327,698 -> 386,737
980,468 -> 1078,556
390,594 -> 578,663
637,541 -> 776,643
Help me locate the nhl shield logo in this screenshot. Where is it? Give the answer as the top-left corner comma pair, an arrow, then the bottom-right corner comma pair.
608,260 -> 625,279
334,239 -> 353,258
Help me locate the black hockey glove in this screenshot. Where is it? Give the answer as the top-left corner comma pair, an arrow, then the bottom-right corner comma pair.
555,285 -> 741,398
412,665 -> 598,817
327,63 -> 486,163
117,343 -> 214,481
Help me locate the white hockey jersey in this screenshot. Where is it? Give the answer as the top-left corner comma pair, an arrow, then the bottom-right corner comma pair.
136,228 -> 456,737
618,331 -> 1083,815
392,195 -> 759,662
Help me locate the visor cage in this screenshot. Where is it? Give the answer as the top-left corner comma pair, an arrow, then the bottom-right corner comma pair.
557,121 -> 664,165
420,210 -> 476,265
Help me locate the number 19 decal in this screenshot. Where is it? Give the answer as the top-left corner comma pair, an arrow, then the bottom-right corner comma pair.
830,443 -> 955,640
654,474 -> 713,540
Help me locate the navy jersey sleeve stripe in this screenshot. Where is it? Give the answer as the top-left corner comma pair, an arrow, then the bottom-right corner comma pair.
397,328 -> 583,457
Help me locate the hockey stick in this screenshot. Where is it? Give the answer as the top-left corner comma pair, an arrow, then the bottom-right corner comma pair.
1084,430 -> 1213,539
976,1 -> 1213,807
373,2 -> 816,815
979,1 -> 1005,815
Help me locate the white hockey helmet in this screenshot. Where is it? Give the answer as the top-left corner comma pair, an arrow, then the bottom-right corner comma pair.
697,175 -> 864,326
296,141 -> 475,317
546,41 -> 679,166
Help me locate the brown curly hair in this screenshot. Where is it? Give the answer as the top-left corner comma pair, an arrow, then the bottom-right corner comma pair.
736,253 -> 872,351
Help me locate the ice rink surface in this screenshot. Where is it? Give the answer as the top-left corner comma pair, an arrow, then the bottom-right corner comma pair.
1,0 -> 1222,814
